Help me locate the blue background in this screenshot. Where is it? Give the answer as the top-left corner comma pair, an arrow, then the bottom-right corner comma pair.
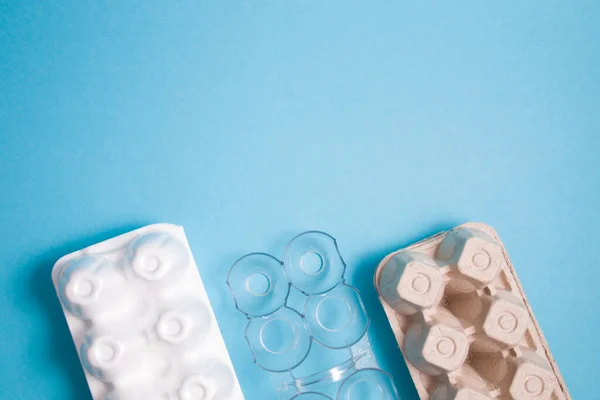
1,2 -> 598,399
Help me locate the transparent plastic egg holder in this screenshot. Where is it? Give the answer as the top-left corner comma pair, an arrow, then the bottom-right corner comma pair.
227,231 -> 399,400
52,224 -> 243,400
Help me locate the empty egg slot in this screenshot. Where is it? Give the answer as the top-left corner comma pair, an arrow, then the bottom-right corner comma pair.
282,231 -> 346,295
303,283 -> 369,349
336,368 -> 399,400
245,306 -> 312,372
227,253 -> 290,318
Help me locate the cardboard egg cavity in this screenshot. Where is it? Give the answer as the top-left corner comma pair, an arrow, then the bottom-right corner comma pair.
52,223 -> 244,400
375,223 -> 570,400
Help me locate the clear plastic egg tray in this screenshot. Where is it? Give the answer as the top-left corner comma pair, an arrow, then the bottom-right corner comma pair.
227,231 -> 399,400
52,223 -> 244,400
375,223 -> 570,400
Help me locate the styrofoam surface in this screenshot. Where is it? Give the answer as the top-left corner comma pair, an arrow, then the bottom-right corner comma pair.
52,223 -> 244,400
375,223 -> 570,400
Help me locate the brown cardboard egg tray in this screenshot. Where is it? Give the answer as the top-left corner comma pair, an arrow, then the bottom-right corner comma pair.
375,223 -> 570,400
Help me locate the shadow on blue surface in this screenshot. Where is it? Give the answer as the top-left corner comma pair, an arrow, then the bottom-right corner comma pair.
352,220 -> 461,400
25,222 -> 152,400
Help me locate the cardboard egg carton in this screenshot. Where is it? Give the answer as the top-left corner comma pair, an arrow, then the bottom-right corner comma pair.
52,224 -> 244,400
375,223 -> 570,400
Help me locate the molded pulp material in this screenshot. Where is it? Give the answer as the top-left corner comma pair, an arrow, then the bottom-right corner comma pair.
375,223 -> 570,400
52,223 -> 244,400
228,231 -> 398,400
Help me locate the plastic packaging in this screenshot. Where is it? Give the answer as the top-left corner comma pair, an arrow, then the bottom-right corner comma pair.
375,223 -> 570,400
227,231 -> 399,400
52,223 -> 244,400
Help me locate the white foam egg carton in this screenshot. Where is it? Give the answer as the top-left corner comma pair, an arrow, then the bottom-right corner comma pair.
375,223 -> 570,400
52,223 -> 244,400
